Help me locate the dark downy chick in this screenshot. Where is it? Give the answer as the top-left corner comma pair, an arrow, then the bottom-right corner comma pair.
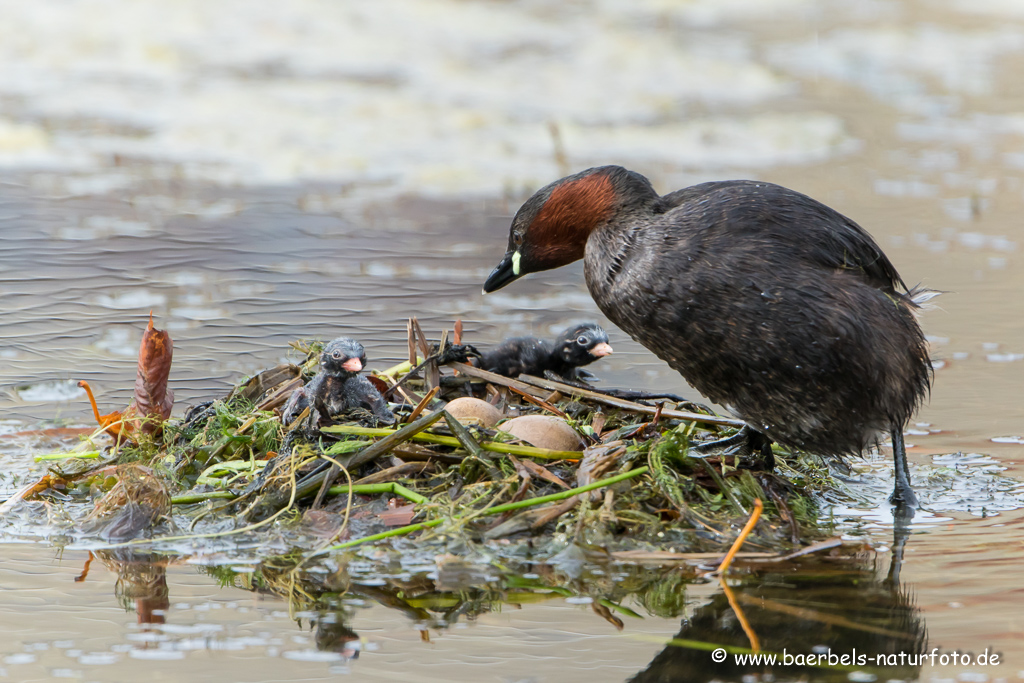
479,322 -> 613,381
282,337 -> 394,426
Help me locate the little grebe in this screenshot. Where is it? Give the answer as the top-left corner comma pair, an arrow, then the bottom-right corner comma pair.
484,166 -> 934,508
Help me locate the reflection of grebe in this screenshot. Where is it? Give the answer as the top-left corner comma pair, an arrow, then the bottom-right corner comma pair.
628,522 -> 926,682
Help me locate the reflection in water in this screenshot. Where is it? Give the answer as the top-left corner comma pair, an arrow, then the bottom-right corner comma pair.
55,532 -> 912,681
631,522 -> 925,683
89,550 -> 170,626
312,617 -> 361,660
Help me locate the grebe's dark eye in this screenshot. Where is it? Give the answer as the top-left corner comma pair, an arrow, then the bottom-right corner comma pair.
513,231 -> 523,247
576,335 -> 588,345
331,350 -> 342,359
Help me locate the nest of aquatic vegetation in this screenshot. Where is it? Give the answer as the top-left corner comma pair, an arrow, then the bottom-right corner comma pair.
33,326 -> 843,557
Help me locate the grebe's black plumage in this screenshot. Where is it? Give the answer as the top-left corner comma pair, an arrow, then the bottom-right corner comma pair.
282,337 -> 394,426
484,166 -> 933,508
479,322 -> 612,381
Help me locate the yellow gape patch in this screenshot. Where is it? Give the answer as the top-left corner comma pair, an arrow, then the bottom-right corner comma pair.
511,251 -> 521,276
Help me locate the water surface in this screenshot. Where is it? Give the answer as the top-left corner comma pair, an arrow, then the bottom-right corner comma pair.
2,0 -> 1024,681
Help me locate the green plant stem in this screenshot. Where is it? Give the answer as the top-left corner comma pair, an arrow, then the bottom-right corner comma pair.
320,466 -> 649,552
172,482 -> 427,507
377,358 -> 422,378
327,482 -> 428,505
34,451 -> 102,462
171,491 -> 238,504
338,409 -> 447,471
322,424 -> 580,460
599,598 -> 644,619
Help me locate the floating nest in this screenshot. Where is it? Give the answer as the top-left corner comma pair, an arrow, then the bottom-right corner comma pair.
10,321 -> 846,562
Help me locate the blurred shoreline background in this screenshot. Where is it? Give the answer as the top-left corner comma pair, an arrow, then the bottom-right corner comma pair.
0,0 -> 1021,460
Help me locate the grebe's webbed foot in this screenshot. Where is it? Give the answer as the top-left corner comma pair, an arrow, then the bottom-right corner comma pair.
690,426 -> 776,471
691,428 -> 749,456
888,428 -> 919,511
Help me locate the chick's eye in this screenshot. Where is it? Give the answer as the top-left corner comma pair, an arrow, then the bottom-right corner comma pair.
577,336 -> 588,345
331,350 -> 342,359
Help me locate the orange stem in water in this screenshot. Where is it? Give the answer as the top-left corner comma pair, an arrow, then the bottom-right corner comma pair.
717,498 -> 764,575
77,381 -> 104,427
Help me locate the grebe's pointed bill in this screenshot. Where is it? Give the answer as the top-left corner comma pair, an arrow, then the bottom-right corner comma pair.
483,251 -> 522,293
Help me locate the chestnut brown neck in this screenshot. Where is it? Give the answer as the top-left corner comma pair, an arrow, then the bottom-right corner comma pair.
527,173 -> 617,268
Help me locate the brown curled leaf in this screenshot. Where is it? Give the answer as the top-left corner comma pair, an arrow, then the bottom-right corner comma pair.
133,313 -> 174,434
